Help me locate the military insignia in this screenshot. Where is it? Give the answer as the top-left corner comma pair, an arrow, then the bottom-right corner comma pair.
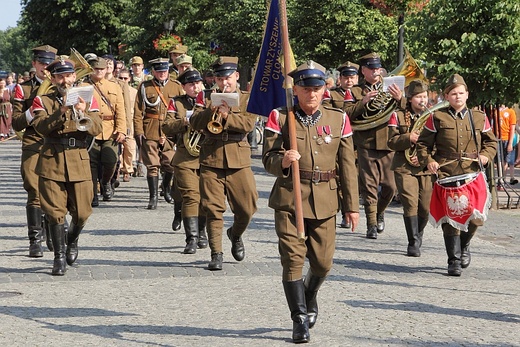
324,135 -> 332,144
316,137 -> 324,145
307,60 -> 315,69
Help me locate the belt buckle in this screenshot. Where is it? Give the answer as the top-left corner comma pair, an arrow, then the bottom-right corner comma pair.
222,132 -> 229,141
68,138 -> 76,147
312,169 -> 321,184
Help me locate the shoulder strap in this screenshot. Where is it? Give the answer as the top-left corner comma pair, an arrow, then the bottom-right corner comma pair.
92,80 -> 115,115
152,80 -> 168,107
468,109 -> 484,171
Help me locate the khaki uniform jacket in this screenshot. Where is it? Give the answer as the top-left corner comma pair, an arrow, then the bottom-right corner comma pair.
343,81 -> 398,150
323,87 -> 347,109
262,105 -> 359,220
162,94 -> 200,169
387,108 -> 428,175
190,89 -> 255,169
416,107 -> 497,179
86,78 -> 126,140
108,76 -> 132,134
134,79 -> 183,141
31,91 -> 102,182
11,77 -> 48,152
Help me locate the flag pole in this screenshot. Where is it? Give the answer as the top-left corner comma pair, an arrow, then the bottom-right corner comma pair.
279,0 -> 305,242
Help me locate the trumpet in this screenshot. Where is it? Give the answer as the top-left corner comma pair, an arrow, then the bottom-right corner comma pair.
207,85 -> 227,134
72,107 -> 93,132
207,108 -> 224,134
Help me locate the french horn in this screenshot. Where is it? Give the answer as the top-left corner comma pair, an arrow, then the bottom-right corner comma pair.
351,49 -> 428,131
404,100 -> 449,166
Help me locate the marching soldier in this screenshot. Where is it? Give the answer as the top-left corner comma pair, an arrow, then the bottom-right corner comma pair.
168,44 -> 188,81
134,58 -> 183,209
11,44 -> 57,257
162,68 -> 208,253
387,79 -> 433,257
262,61 -> 359,343
129,56 -> 150,89
85,57 -> 126,206
322,61 -> 359,109
343,52 -> 402,239
31,58 -> 102,275
416,74 -> 496,276
190,56 -> 258,270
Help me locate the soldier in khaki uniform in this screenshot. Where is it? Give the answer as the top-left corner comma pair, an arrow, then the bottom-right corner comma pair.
134,58 -> 183,209
262,61 -> 359,343
416,74 -> 496,276
85,57 -> 126,206
343,52 -> 402,239
387,80 -> 433,257
322,61 -> 359,109
190,56 -> 258,271
168,44 -> 188,81
11,45 -> 57,257
163,68 -> 208,253
129,56 -> 151,89
31,58 -> 102,275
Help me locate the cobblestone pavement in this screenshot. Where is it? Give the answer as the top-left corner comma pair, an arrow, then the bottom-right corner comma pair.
1,139 -> 519,347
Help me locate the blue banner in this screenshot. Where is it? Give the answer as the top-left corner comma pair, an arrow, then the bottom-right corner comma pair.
247,0 -> 287,117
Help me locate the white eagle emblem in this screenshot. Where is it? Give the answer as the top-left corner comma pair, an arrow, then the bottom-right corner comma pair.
447,194 -> 470,216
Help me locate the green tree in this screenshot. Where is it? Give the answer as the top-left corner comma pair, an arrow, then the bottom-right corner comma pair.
20,0 -> 131,56
408,0 -> 520,105
0,26 -> 35,73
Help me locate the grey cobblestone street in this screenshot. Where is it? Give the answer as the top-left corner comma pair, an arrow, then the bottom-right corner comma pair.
1,139 -> 519,346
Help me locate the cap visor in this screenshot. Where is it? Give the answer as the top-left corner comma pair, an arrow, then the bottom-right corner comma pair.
296,78 -> 325,87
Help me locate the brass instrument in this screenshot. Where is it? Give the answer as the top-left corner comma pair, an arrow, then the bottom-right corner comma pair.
207,86 -> 227,134
72,107 -> 93,132
70,48 -> 95,131
351,49 -> 428,131
183,128 -> 203,156
207,108 -> 224,134
404,100 -> 449,166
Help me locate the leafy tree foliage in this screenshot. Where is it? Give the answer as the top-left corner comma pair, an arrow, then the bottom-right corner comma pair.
408,0 -> 520,105
0,26 -> 35,73
20,0 -> 131,56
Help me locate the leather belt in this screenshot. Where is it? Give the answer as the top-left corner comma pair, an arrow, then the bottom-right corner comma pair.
205,132 -> 246,142
101,115 -> 114,120
299,169 -> 337,183
438,151 -> 478,160
44,137 -> 89,148
145,113 -> 164,120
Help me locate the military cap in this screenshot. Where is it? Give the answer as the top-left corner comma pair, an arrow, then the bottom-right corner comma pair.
130,56 -> 144,65
407,79 -> 429,98
338,61 -> 359,76
46,58 -> 75,75
178,67 -> 203,85
29,67 -> 37,73
101,54 -> 116,67
211,56 -> 238,77
176,54 -> 193,66
84,53 -> 98,63
32,45 -> 58,65
169,44 -> 188,54
359,52 -> 382,69
149,58 -> 170,72
444,73 -> 467,93
288,60 -> 327,87
90,57 -> 107,69
23,71 -> 30,78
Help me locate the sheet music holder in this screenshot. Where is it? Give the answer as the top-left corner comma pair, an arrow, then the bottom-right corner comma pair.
65,85 -> 94,106
210,92 -> 240,108
382,76 -> 405,92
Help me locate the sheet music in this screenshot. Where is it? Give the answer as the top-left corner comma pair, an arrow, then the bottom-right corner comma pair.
65,85 -> 94,106
382,76 -> 405,92
211,92 -> 240,107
